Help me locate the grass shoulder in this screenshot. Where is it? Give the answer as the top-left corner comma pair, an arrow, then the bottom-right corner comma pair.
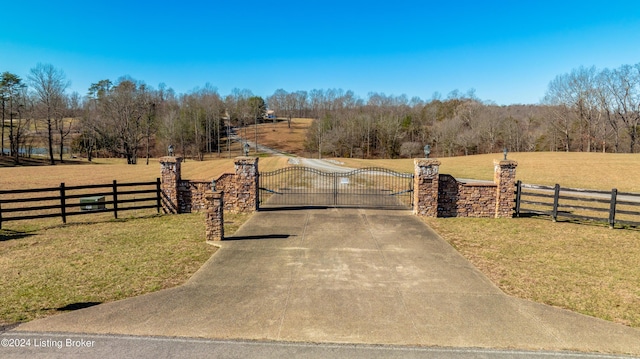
0,212 -> 252,326
424,217 -> 640,328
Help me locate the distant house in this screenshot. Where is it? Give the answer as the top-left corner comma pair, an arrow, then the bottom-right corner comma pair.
266,109 -> 276,119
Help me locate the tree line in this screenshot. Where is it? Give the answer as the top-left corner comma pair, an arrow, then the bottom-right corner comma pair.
0,66 -> 266,165
267,62 -> 640,158
2,62 -> 640,165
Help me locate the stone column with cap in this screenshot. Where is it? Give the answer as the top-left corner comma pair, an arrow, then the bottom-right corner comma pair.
413,158 -> 441,217
233,156 -> 259,213
205,190 -> 224,241
159,156 -> 183,214
494,159 -> 518,218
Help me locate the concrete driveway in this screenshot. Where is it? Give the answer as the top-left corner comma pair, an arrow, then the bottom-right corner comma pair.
14,208 -> 640,355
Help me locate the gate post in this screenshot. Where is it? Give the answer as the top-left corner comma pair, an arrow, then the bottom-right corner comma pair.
233,156 -> 259,213
205,190 -> 224,241
160,156 -> 182,214
413,159 -> 441,217
494,159 -> 518,218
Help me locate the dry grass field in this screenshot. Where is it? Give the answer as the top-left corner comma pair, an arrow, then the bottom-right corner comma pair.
335,152 -> 640,192
425,218 -> 640,328
242,118 -> 312,156
0,214 -> 215,325
0,155 -> 290,190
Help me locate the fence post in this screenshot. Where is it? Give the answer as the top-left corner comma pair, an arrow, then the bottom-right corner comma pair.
0,200 -> 3,229
609,188 -> 618,229
156,178 -> 161,213
112,180 -> 119,219
515,180 -> 522,217
552,184 -> 560,222
60,183 -> 67,224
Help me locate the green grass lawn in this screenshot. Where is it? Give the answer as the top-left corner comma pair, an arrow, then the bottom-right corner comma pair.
337,152 -> 640,192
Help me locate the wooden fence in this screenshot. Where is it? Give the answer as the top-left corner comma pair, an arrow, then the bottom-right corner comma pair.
0,179 -> 161,228
515,181 -> 640,228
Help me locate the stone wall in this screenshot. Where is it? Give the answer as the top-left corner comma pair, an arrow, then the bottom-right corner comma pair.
215,173 -> 236,212
160,156 -> 258,215
438,175 -> 497,218
413,157 -> 518,218
178,180 -> 212,213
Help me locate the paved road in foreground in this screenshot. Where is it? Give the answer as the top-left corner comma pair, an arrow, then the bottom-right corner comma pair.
2,332 -> 637,359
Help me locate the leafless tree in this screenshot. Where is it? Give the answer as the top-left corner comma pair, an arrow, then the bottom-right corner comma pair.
28,63 -> 69,164
91,77 -> 153,164
604,64 -> 640,153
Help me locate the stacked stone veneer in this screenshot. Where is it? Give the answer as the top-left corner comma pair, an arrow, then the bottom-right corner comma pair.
159,156 -> 259,215
413,158 -> 518,218
413,159 -> 441,217
205,191 -> 224,241
177,180 -> 211,213
159,156 -> 182,214
437,175 -> 498,217
494,159 -> 518,218
219,157 -> 259,213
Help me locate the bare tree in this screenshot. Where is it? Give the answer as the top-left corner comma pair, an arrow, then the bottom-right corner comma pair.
605,64 -> 640,153
28,63 -> 69,164
544,73 -> 580,151
596,69 -> 621,152
91,77 -> 153,164
400,141 -> 423,158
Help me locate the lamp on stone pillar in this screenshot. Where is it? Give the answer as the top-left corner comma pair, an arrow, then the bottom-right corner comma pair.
243,142 -> 250,156
503,147 -> 508,161
494,157 -> 518,218
413,158 -> 440,217
424,144 -> 431,159
159,156 -> 182,214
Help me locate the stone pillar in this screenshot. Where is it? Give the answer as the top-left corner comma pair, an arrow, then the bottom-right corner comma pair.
233,156 -> 259,213
160,156 -> 183,214
413,159 -> 441,217
494,159 -> 518,218
205,191 -> 224,241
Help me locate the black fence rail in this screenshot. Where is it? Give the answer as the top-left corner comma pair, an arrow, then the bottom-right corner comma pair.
0,179 -> 161,228
515,181 -> 640,228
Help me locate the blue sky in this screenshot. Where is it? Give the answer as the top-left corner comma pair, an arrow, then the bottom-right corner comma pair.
2,0 -> 639,105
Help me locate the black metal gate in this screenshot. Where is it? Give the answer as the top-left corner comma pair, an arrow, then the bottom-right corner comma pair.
259,167 -> 413,209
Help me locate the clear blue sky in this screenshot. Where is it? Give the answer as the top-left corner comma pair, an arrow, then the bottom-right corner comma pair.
2,0 -> 639,105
